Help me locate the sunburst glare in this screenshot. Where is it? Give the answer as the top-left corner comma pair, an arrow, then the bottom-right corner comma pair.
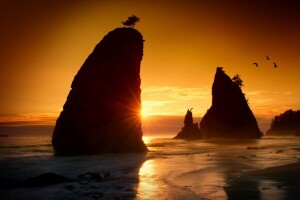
141,102 -> 152,119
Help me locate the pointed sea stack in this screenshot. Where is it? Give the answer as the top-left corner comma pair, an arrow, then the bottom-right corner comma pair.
200,67 -> 261,139
174,109 -> 202,140
52,28 -> 148,155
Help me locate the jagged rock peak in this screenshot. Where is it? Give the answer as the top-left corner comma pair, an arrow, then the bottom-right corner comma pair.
52,27 -> 148,155
200,67 -> 262,139
174,109 -> 202,140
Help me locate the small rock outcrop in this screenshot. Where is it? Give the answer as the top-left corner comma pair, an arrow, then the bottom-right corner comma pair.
77,172 -> 111,181
266,109 -> 300,136
24,173 -> 70,186
174,109 -> 202,140
200,67 -> 261,138
52,28 -> 148,155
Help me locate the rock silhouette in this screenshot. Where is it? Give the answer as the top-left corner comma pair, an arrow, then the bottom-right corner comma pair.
266,109 -> 300,136
24,173 -> 70,186
52,28 -> 148,155
174,109 -> 202,140
200,67 -> 261,139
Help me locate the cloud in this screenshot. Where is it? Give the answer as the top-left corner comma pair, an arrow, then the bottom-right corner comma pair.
250,98 -> 273,104
245,90 -> 297,112
169,88 -> 211,100
143,86 -> 210,100
142,86 -> 211,116
142,115 -> 202,136
245,90 -> 293,97
0,113 -> 57,126
142,87 -> 298,117
251,104 -> 300,119
245,90 -> 270,96
142,100 -> 176,107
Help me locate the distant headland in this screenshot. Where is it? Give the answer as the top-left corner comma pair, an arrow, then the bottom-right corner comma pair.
266,109 -> 300,136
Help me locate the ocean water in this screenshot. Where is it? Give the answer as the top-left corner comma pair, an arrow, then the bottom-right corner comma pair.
1,135 -> 300,199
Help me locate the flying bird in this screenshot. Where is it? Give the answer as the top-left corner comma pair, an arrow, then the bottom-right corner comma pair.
266,56 -> 270,60
253,62 -> 259,67
274,62 -> 278,68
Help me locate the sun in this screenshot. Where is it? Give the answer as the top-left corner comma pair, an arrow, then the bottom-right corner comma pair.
140,105 -> 152,119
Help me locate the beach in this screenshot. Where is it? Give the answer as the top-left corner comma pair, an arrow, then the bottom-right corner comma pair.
1,136 -> 300,199
225,161 -> 300,199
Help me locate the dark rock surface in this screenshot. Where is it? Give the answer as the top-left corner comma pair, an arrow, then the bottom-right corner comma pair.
266,109 -> 300,136
52,28 -> 148,155
200,67 -> 261,138
24,171 -> 111,187
77,172 -> 111,181
0,134 -> 9,137
24,173 -> 70,186
174,109 -> 202,140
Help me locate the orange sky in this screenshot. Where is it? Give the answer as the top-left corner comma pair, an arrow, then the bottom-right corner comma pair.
0,0 -> 299,133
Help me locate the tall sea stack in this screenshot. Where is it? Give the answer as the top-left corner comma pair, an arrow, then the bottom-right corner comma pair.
200,67 -> 261,139
52,28 -> 148,155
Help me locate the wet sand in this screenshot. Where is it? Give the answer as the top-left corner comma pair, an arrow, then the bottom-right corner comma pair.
140,137 -> 300,199
225,161 -> 300,200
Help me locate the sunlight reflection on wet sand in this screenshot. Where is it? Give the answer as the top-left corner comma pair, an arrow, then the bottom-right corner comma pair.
136,136 -> 300,199
137,159 -> 160,199
137,138 -> 228,199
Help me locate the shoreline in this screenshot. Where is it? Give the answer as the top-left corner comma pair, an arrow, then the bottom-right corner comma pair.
1,136 -> 300,199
